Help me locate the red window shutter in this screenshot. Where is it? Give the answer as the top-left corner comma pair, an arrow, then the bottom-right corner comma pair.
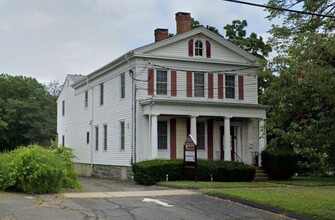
171,70 -> 177,96
238,75 -> 244,100
187,71 -> 193,97
170,119 -> 176,159
188,39 -> 193,57
207,120 -> 213,160
148,68 -> 154,95
206,41 -> 211,58
218,74 -> 223,99
208,73 -> 213,98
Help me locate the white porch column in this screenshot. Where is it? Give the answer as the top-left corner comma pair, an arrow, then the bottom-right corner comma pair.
258,118 -> 266,166
151,114 -> 158,159
224,117 -> 231,161
190,115 -> 198,143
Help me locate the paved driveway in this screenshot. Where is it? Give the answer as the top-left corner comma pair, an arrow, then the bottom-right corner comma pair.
0,177 -> 293,220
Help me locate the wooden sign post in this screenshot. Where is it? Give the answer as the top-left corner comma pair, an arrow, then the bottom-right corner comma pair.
184,134 -> 197,181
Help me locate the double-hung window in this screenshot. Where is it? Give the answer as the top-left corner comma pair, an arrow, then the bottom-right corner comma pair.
120,73 -> 125,99
194,72 -> 205,97
84,91 -> 88,108
225,75 -> 235,99
62,100 -> 65,116
100,83 -> 104,105
103,124 -> 107,151
95,126 -> 99,151
156,70 -> 167,95
197,122 -> 205,150
120,121 -> 125,150
195,40 -> 203,56
158,121 -> 168,150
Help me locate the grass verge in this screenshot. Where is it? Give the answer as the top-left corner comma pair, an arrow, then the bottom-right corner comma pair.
271,176 -> 335,186
158,181 -> 282,189
209,188 -> 335,220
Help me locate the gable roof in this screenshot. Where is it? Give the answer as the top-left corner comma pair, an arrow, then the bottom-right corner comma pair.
73,27 -> 259,88
134,27 -> 258,62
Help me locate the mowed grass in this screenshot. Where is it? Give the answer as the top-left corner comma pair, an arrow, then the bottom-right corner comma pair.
209,188 -> 335,220
271,176 -> 335,186
159,181 -> 282,189
160,177 -> 335,219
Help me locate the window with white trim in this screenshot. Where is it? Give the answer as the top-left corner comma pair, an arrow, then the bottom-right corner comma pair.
195,40 -> 203,56
86,132 -> 90,144
120,121 -> 125,150
120,73 -> 125,99
158,121 -> 168,150
84,91 -> 88,108
225,75 -> 235,99
62,100 -> 65,116
95,126 -> 99,151
156,70 -> 168,95
194,72 -> 205,97
100,83 -> 104,105
197,122 -> 205,150
103,124 -> 107,151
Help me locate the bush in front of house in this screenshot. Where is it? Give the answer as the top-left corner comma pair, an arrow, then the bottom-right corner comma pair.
132,159 -> 256,185
132,159 -> 184,185
0,145 -> 80,194
261,149 -> 298,180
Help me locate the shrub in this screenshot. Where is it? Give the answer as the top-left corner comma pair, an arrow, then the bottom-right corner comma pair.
261,149 -> 298,180
132,159 -> 255,185
0,145 -> 80,194
133,159 -> 183,185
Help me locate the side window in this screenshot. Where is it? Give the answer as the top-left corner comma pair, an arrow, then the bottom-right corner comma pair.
62,100 -> 65,116
195,40 -> 203,56
156,70 -> 168,95
95,126 -> 99,151
158,121 -> 168,150
103,124 -> 107,151
62,135 -> 65,146
120,121 -> 125,150
120,73 -> 125,99
194,72 -> 205,97
225,75 -> 236,99
86,132 -> 90,144
84,91 -> 88,108
100,83 -> 104,105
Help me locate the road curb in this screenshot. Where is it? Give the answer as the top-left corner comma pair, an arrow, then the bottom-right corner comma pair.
204,192 -> 316,220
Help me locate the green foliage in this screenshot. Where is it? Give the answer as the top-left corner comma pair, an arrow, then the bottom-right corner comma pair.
132,159 -> 255,185
261,149 -> 298,180
53,146 -> 81,189
132,159 -> 183,185
0,74 -> 57,151
0,145 -> 79,194
263,0 -> 335,171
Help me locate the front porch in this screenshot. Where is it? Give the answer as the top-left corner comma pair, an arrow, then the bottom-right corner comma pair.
140,98 -> 267,165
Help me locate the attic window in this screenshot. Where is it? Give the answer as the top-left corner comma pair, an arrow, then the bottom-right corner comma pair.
195,40 -> 203,56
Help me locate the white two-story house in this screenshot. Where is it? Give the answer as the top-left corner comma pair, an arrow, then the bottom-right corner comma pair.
57,12 -> 267,180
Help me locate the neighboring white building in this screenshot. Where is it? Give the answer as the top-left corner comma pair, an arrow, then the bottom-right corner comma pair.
57,12 -> 267,180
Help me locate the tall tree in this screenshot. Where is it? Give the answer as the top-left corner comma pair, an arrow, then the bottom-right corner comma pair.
264,0 -> 335,169
0,74 -> 57,151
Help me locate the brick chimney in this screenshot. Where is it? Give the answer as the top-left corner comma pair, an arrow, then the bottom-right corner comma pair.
176,12 -> 191,34
154,28 -> 169,42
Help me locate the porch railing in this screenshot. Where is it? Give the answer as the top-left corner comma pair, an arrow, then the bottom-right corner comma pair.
215,151 -> 243,163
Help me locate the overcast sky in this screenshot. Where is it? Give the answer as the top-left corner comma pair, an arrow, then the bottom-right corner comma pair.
0,0 -> 274,83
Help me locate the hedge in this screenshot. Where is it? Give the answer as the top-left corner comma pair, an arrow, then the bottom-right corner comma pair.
132,159 -> 255,185
261,149 -> 298,180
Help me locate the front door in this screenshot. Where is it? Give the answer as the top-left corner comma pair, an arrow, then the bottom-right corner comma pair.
220,126 -> 236,161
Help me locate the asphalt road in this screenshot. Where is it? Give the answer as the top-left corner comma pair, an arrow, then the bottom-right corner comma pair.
0,192 -> 292,220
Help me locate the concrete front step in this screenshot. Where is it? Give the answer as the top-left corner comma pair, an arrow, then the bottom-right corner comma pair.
254,167 -> 268,181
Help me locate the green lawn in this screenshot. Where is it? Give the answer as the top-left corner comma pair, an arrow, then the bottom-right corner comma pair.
271,176 -> 335,186
209,188 -> 335,220
159,181 -> 282,189
160,177 -> 335,219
